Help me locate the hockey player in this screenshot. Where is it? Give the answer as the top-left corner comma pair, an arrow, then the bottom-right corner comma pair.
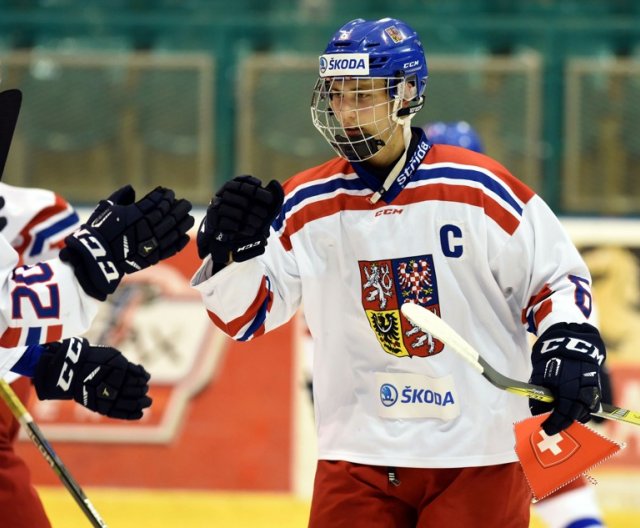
0,181 -> 187,527
193,18 -> 605,527
423,120 -> 608,528
0,89 -> 194,525
0,182 -> 81,528
0,181 -> 193,527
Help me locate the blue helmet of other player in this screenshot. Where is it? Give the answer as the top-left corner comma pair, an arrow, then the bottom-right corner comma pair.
423,121 -> 484,154
311,18 -> 428,162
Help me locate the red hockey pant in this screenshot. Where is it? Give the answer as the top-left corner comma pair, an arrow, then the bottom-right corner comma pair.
0,376 -> 51,528
309,460 -> 531,528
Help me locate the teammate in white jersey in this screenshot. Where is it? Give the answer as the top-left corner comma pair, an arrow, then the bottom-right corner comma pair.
192,18 -> 606,527
0,87 -> 195,526
0,182 -> 82,528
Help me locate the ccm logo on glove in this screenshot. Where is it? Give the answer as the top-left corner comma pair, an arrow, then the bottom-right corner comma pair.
72,227 -> 121,284
34,337 -> 152,420
538,337 -> 604,365
56,336 -> 83,391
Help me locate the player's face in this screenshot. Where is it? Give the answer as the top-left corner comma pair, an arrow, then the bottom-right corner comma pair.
328,78 -> 396,144
311,75 -> 408,164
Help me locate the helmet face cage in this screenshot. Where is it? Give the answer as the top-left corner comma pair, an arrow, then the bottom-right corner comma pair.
311,75 -> 417,162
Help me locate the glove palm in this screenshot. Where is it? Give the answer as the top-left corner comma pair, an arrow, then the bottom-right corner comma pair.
197,175 -> 284,264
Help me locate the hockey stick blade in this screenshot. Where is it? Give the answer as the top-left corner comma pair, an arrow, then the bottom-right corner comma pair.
0,89 -> 22,181
0,379 -> 109,527
400,302 -> 640,427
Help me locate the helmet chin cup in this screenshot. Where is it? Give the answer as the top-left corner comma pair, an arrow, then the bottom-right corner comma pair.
332,133 -> 385,162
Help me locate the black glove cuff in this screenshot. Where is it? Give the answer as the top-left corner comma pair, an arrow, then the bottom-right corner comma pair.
60,230 -> 123,301
33,346 -> 71,401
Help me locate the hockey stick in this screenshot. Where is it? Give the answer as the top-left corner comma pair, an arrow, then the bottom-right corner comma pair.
0,88 -> 22,181
0,379 -> 109,527
400,303 -> 640,427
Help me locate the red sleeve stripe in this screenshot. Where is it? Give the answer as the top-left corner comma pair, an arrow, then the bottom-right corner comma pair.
534,300 -> 553,328
204,276 -> 271,337
0,327 -> 21,347
522,285 -> 553,321
14,195 -> 72,256
521,284 -> 554,332
46,324 -> 63,343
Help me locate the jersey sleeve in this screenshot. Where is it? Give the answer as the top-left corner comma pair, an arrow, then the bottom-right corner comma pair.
490,195 -> 595,338
0,235 -> 99,348
0,345 -> 29,379
191,228 -> 302,341
0,183 -> 80,264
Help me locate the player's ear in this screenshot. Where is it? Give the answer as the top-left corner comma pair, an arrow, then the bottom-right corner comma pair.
396,80 -> 417,102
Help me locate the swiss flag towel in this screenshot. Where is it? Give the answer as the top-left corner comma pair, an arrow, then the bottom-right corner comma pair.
514,412 -> 624,501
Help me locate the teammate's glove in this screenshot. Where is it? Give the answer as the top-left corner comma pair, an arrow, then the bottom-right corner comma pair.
33,337 -> 152,420
0,195 -> 7,232
529,322 -> 606,435
60,185 -> 194,301
197,175 -> 284,264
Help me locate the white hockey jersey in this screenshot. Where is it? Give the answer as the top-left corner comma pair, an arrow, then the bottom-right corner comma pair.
192,131 -> 595,468
0,183 -> 96,378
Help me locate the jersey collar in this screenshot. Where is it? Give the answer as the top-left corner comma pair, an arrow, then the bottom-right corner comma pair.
350,127 -> 431,204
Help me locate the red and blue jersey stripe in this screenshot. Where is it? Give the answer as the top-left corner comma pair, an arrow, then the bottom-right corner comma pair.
273,144 -> 535,251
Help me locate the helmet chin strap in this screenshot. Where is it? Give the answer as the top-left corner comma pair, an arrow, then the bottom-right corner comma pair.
369,108 -> 413,204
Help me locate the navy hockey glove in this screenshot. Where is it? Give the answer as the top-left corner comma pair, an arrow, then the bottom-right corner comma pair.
529,322 -> 606,435
197,175 -> 284,265
60,185 -> 194,301
33,337 -> 152,420
0,196 -> 6,232
590,363 -> 613,424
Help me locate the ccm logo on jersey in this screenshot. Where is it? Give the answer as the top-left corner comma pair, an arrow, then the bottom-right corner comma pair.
539,337 -> 604,365
375,208 -> 403,217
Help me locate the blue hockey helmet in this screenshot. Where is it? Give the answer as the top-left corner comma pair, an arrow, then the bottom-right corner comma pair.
320,18 -> 428,107
423,121 -> 484,153
311,18 -> 429,162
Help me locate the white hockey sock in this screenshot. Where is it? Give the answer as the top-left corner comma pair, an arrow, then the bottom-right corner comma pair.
533,484 -> 604,528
